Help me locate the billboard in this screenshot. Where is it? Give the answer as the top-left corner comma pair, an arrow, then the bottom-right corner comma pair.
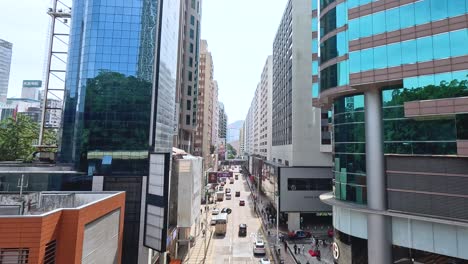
22,80 -> 42,88
217,171 -> 233,178
208,172 -> 218,184
279,167 -> 332,213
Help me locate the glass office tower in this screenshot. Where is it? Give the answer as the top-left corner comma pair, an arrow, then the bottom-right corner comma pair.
60,0 -> 180,262
317,0 -> 468,263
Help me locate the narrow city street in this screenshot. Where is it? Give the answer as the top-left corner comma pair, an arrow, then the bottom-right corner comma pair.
186,172 -> 274,264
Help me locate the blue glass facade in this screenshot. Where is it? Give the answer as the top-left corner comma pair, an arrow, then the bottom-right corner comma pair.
60,0 -> 180,262
317,0 -> 468,204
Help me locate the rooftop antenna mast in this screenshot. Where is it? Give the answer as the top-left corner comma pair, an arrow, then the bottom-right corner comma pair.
38,0 -> 72,148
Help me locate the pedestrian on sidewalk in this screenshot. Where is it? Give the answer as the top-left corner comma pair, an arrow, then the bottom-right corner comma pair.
293,244 -> 298,254
284,241 -> 287,251
302,244 -> 305,255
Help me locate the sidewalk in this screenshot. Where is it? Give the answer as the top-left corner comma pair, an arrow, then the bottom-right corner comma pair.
286,240 -> 334,264
244,174 -> 334,264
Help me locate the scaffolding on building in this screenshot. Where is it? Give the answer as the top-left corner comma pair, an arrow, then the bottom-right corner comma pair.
38,0 -> 71,151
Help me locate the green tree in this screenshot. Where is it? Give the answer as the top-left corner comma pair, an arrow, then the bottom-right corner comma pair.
0,114 -> 57,161
0,115 -> 38,161
226,144 -> 237,159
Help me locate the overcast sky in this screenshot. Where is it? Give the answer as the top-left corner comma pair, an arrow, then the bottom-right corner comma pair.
0,0 -> 287,122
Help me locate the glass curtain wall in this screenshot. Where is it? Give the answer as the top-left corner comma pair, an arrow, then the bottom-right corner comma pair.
333,71 -> 468,204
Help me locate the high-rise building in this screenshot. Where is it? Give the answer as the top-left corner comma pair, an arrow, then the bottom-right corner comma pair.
239,123 -> 245,157
21,80 -> 42,100
194,40 -> 215,168
218,101 -> 227,139
257,56 -> 273,161
174,0 -> 202,153
0,39 -> 13,103
316,1 -> 468,263
271,0 -> 329,167
59,0 -> 181,262
211,80 -> 219,146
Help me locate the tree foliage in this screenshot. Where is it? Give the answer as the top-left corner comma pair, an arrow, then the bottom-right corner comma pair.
226,144 -> 237,159
0,114 -> 57,161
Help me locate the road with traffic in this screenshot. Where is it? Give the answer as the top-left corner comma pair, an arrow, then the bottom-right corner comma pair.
206,172 -> 271,264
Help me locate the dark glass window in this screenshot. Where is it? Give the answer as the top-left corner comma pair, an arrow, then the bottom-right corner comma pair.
188,71 -> 192,81
457,114 -> 468,140
287,178 -> 332,191
320,7 -> 336,37
189,29 -> 194,39
188,57 -> 193,67
189,43 -> 194,53
186,100 -> 191,110
186,115 -> 190,125
190,15 -> 195,25
191,0 -> 195,9
320,0 -> 336,10
320,64 -> 338,90
187,85 -> 192,96
320,36 -> 338,63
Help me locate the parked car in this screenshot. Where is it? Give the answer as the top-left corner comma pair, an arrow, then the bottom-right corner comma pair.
210,219 -> 217,225
235,175 -> 239,180
235,191 -> 241,197
212,208 -> 220,215
239,199 -> 245,206
287,230 -> 312,239
226,193 -> 232,200
259,258 -> 271,264
225,188 -> 231,193
230,178 -> 234,184
253,239 -> 266,255
238,223 -> 247,237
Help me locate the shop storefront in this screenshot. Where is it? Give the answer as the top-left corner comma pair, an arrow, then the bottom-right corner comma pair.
333,229 -> 468,264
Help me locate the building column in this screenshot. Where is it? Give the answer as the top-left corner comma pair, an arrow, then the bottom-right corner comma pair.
287,212 -> 300,231
364,89 -> 392,264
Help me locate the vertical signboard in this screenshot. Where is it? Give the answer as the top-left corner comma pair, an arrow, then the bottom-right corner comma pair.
144,153 -> 170,252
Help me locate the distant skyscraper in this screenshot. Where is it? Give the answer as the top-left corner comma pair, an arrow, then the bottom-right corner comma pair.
59,0 -> 181,262
0,39 -> 13,103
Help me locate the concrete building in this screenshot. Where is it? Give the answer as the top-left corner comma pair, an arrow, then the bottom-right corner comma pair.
271,0 -> 329,167
0,191 -> 125,264
194,40 -> 216,169
174,0 -> 202,153
211,81 -> 219,147
243,0 -> 333,231
218,102 -> 227,139
21,80 -> 42,100
0,102 -> 15,121
257,56 -> 273,161
43,99 -> 62,128
239,123 -> 245,157
58,0 -> 182,262
0,39 -> 12,103
315,0 -> 468,263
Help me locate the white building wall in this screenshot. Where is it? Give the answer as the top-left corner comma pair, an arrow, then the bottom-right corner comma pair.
290,0 -> 330,167
177,156 -> 202,227
82,209 -> 120,264
333,206 -> 468,260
